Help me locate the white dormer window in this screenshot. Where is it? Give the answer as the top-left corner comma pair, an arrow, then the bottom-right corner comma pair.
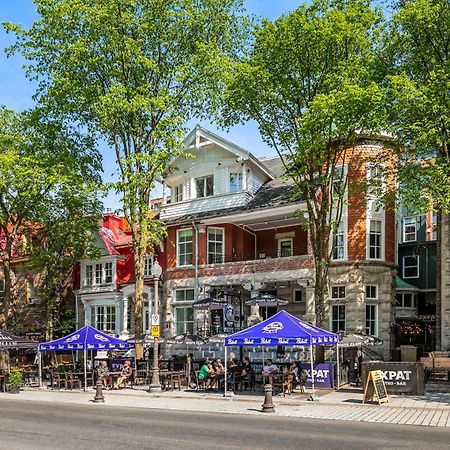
86,265 -> 93,286
84,261 -> 115,287
229,172 -> 243,193
105,262 -> 113,283
195,175 -> 214,198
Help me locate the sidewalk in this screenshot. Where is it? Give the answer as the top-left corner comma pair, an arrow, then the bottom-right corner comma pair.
4,385 -> 450,428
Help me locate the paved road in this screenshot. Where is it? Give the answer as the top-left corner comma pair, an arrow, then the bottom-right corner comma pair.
1,399 -> 450,450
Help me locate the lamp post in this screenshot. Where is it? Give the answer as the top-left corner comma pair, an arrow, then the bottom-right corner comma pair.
149,260 -> 162,392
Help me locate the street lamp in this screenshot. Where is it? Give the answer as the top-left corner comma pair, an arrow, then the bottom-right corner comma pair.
149,259 -> 162,392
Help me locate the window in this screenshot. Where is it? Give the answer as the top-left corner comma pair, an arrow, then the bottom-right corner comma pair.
104,262 -> 113,284
229,172 -> 243,193
177,229 -> 193,266
367,164 -> 384,197
396,293 -> 418,308
173,184 -> 183,203
144,256 -> 153,278
403,217 -> 416,242
365,285 -> 378,300
174,307 -> 194,334
331,286 -> 346,300
85,265 -> 93,286
294,290 -> 303,303
366,305 -> 378,336
95,263 -> 102,285
332,166 -> 346,196
332,224 -> 345,260
278,238 -> 293,257
403,255 -> 419,278
331,305 -> 346,332
90,306 -> 116,333
208,228 -> 224,263
369,220 -> 382,259
175,289 -> 195,303
195,175 -> 214,198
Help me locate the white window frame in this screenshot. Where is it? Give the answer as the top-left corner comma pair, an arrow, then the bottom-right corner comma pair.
174,306 -> 194,335
177,228 -> 193,267
95,263 -> 103,285
331,304 -> 346,333
229,172 -> 243,193
396,292 -> 418,309
365,304 -> 378,336
175,289 -> 195,303
277,238 -> 293,257
173,184 -> 183,203
332,223 -> 345,260
403,217 -> 417,242
207,227 -> 225,264
144,256 -> 154,278
195,174 -> 214,198
403,255 -> 419,279
104,262 -> 113,284
366,163 -> 385,197
365,285 -> 378,301
90,305 -> 116,334
431,212 -> 438,240
85,265 -> 93,286
368,219 -> 383,260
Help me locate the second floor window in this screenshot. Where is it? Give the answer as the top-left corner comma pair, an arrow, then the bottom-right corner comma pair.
173,184 -> 183,203
196,175 -> 214,198
403,255 -> 419,278
278,238 -> 293,257
369,220 -> 382,259
85,262 -> 113,286
332,225 -> 345,260
331,286 -> 346,300
365,285 -> 378,300
144,256 -> 153,277
396,292 -> 417,308
229,172 -> 243,193
208,227 -> 224,263
403,217 -> 416,242
177,229 -> 193,266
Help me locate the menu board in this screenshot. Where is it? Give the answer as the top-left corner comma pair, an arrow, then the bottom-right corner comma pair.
363,370 -> 389,405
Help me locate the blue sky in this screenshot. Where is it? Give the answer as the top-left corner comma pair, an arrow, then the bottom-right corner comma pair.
0,1 -> 306,209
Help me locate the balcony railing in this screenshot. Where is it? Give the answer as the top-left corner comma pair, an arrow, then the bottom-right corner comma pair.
206,246 -> 307,264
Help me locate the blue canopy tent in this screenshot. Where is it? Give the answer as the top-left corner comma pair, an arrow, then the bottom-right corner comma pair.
224,310 -> 338,396
39,325 -> 132,390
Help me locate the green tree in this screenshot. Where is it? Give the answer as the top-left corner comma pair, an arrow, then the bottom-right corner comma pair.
0,108 -> 102,333
224,0 -> 386,337
5,0 -> 247,336
384,0 -> 450,212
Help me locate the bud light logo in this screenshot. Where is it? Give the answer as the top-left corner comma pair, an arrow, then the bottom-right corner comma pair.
262,322 -> 283,334
65,334 -> 80,343
94,334 -> 109,342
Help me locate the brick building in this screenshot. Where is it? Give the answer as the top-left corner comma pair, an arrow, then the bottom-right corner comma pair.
159,126 -> 396,360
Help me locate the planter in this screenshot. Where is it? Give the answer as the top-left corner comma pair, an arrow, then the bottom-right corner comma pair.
9,386 -> 20,394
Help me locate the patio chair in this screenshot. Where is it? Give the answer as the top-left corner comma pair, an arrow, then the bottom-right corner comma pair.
195,371 -> 207,391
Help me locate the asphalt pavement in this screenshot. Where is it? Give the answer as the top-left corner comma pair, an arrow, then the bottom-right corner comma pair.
2,398 -> 450,450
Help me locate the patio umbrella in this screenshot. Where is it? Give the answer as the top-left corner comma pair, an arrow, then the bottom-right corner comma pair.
165,333 -> 206,346
245,293 -> 288,320
206,334 -> 229,344
338,331 -> 383,348
192,297 -> 227,311
0,331 -> 38,349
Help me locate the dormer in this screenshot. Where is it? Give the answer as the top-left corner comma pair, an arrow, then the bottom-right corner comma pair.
160,126 -> 274,220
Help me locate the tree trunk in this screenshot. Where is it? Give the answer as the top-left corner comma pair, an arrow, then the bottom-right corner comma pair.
0,238 -> 14,330
133,244 -> 145,336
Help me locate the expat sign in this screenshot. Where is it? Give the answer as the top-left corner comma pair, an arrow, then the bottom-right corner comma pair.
363,370 -> 389,405
362,362 -> 425,395
300,363 -> 334,388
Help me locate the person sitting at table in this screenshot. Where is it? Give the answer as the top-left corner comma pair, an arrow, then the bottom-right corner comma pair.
211,358 -> 225,389
97,360 -> 111,389
261,359 -> 279,384
114,360 -> 133,389
241,356 -> 255,390
198,359 -> 214,388
227,358 -> 241,390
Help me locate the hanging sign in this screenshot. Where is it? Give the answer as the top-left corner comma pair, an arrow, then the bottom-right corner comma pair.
363,369 -> 389,405
151,325 -> 160,337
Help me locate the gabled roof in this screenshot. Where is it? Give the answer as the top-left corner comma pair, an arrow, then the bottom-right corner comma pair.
174,125 -> 274,180
98,226 -> 121,256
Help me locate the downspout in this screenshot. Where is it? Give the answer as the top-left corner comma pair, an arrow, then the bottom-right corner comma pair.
192,221 -> 199,301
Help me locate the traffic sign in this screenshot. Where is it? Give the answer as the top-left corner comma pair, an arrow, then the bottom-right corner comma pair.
151,325 -> 160,337
151,314 -> 159,326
